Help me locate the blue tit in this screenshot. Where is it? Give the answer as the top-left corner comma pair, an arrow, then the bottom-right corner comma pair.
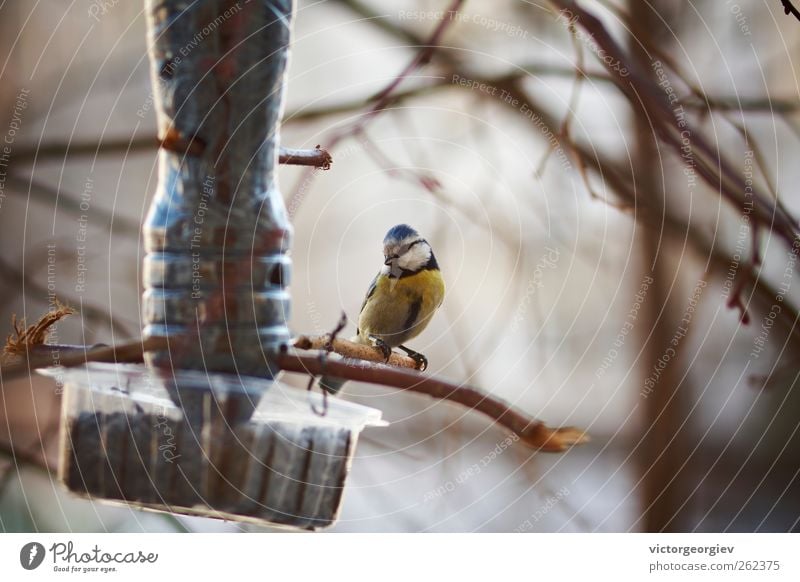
320,224 -> 445,394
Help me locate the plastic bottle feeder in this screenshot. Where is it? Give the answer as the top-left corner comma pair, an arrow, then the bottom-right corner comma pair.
46,0 -> 380,531
50,364 -> 383,529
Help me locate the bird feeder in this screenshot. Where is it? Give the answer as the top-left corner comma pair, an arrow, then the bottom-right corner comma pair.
51,364 -> 383,529
52,0 -> 382,529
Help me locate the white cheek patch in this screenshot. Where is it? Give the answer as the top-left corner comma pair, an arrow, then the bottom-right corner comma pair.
398,242 -> 431,271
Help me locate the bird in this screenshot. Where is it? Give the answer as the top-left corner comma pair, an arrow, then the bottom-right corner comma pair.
320,224 -> 445,394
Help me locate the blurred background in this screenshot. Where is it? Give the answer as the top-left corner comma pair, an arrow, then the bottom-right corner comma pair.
1,0 -> 799,532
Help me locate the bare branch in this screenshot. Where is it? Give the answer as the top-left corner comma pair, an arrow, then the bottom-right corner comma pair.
277,351 -> 588,452
493,79 -> 800,341
685,96 -> 800,114
5,339 -> 588,451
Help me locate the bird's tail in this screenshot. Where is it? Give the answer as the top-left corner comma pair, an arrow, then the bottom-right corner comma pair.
319,376 -> 347,395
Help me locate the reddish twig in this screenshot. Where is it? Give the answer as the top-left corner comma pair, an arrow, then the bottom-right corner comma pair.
277,352 -> 588,452
12,139 -> 333,169
278,146 -> 333,169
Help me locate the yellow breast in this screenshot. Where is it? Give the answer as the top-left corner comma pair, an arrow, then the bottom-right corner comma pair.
357,269 -> 445,347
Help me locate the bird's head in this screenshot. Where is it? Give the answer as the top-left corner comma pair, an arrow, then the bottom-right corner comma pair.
382,224 -> 434,277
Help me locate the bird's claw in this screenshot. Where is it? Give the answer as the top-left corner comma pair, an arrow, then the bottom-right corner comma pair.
369,336 -> 392,362
410,352 -> 428,371
399,345 -> 428,371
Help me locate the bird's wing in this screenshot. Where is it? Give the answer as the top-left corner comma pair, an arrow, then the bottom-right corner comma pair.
359,273 -> 379,315
356,273 -> 379,336
402,296 -> 423,334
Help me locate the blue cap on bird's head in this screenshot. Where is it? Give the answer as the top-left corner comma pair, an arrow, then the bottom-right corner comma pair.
384,224 -> 419,244
381,224 -> 435,275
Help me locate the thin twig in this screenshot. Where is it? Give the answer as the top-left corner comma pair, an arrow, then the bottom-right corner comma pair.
278,146 -> 333,169
306,312 -> 347,416
495,78 -> 800,340
288,0 -> 464,210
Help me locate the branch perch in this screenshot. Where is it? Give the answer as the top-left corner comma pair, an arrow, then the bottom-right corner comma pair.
292,334 -> 421,369
2,309 -> 588,453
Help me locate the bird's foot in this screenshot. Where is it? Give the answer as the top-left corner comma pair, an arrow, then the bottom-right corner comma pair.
368,335 -> 393,362
399,345 -> 428,371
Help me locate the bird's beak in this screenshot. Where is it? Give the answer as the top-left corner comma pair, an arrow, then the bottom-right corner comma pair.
384,255 -> 398,266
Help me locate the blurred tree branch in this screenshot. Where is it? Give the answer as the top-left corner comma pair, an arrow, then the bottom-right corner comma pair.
548,0 -> 798,251
5,174 -> 141,238
328,3 -> 800,344
0,256 -> 135,339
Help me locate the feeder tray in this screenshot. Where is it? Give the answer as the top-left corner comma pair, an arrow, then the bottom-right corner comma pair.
45,363 -> 384,530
